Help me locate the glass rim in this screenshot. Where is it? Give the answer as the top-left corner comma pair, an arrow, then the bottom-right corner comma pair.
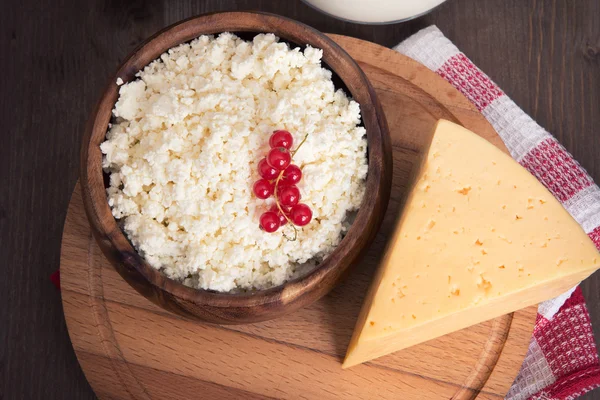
300,0 -> 447,25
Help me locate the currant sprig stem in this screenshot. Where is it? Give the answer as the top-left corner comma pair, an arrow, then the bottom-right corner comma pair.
274,134 -> 308,241
291,134 -> 309,157
256,131 -> 312,237
275,170 -> 298,241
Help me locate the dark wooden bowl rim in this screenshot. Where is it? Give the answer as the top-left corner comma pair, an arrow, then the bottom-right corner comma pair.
80,11 -> 390,316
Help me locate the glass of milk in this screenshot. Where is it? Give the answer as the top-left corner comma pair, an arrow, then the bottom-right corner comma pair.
302,0 -> 448,24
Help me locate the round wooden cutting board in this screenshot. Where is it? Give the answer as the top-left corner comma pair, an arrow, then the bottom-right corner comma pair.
61,35 -> 537,400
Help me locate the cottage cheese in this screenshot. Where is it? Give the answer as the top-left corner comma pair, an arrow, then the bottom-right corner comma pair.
101,33 -> 368,292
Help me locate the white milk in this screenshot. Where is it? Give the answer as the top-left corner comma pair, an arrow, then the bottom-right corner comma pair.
304,0 -> 447,23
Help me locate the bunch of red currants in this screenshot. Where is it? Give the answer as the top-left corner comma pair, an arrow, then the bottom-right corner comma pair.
253,130 -> 313,235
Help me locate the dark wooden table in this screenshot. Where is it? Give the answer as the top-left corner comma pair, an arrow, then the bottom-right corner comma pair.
1,0 -> 599,398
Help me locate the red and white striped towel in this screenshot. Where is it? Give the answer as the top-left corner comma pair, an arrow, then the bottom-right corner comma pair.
395,26 -> 600,400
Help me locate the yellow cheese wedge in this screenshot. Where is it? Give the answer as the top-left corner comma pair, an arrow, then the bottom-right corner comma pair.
343,120 -> 599,368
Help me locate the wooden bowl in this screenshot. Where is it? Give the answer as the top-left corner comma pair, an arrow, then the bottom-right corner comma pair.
80,11 -> 392,324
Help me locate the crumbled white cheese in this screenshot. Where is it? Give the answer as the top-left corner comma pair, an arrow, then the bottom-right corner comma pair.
101,33 -> 368,292
116,77 -> 124,86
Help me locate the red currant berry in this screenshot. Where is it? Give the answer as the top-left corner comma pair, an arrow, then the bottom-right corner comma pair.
270,204 -> 290,226
269,130 -> 293,150
277,185 -> 300,207
267,148 -> 291,171
290,204 -> 312,226
259,211 -> 280,233
281,164 -> 302,185
253,179 -> 274,199
258,158 -> 278,180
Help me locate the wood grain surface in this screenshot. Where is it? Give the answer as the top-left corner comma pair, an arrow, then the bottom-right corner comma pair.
1,1 -> 599,399
62,35 -> 537,400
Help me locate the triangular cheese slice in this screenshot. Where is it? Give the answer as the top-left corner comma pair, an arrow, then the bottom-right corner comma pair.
343,120 -> 599,368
